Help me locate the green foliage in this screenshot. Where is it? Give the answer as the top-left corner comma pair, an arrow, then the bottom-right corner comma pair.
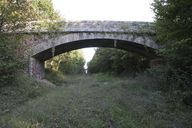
152,0 -> 192,90
58,51 -> 85,74
0,0 -> 62,86
88,48 -> 149,75
0,34 -> 23,86
0,0 -> 61,31
0,73 -> 48,116
152,0 -> 192,42
45,69 -> 70,86
45,50 -> 85,74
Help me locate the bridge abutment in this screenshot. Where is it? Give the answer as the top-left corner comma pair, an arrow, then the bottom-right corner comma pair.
29,57 -> 45,79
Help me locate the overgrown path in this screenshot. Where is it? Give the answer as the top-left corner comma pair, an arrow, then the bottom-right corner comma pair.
0,74 -> 191,128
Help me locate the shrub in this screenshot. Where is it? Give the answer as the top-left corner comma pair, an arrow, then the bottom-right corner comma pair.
0,35 -> 23,86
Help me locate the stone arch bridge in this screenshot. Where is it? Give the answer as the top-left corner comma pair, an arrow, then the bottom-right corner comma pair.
24,21 -> 158,79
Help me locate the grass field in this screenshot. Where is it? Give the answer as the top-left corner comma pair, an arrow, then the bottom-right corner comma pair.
0,73 -> 191,128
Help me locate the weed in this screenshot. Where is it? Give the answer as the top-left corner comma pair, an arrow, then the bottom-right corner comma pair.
0,74 -> 191,128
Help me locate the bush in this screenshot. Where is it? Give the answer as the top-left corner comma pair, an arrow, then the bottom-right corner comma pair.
0,72 -> 47,113
152,0 -> 192,91
138,65 -> 192,107
0,35 -> 23,87
88,48 -> 150,75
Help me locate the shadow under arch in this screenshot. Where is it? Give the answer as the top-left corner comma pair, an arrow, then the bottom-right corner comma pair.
29,39 -> 157,79
33,39 -> 156,61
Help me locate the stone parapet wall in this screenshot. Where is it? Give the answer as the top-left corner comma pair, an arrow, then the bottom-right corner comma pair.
63,21 -> 155,33
14,21 -> 155,34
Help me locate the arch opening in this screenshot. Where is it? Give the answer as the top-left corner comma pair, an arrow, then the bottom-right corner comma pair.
33,39 -> 156,61
29,39 -> 157,79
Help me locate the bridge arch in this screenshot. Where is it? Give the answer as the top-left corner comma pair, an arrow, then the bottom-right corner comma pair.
31,32 -> 157,60
25,21 -> 158,79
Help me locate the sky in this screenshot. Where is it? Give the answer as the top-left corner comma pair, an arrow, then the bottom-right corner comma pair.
52,0 -> 154,22
52,0 -> 155,67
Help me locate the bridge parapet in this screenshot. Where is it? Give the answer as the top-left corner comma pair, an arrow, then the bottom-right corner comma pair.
11,21 -> 155,34
63,21 -> 155,34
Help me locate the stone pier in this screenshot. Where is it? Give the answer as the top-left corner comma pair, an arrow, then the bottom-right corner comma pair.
29,57 -> 45,79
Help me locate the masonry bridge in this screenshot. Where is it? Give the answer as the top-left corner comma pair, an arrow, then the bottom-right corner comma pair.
24,21 -> 158,79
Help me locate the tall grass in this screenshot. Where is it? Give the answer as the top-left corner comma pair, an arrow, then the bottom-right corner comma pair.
1,73 -> 191,127
0,73 -> 49,116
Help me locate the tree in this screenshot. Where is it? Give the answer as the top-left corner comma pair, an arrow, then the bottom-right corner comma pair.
88,48 -> 149,75
0,0 -> 61,32
152,0 -> 192,90
0,0 -> 62,86
45,50 -> 85,74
